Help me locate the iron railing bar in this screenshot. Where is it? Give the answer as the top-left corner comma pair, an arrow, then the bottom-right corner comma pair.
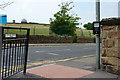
24,29 -> 30,74
11,41 -> 15,75
14,41 -> 17,73
16,41 -> 19,72
19,41 -> 22,71
22,42 -> 25,69
16,41 -> 19,73
5,41 -> 9,77
20,41 -> 22,70
16,42 -> 18,72
8,41 -> 11,76
2,42 -> 6,79
2,44 -> 26,50
21,42 -> 24,69
18,41 -> 21,71
2,67 -> 24,80
3,38 -> 27,42
2,27 -> 30,30
17,43 -> 19,71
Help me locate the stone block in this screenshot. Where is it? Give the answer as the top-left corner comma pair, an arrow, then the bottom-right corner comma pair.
102,40 -> 108,48
108,31 -> 119,39
108,57 -> 119,66
106,65 -> 119,74
107,40 -> 114,48
103,26 -> 117,31
102,31 -> 107,39
114,39 -> 120,48
101,57 -> 118,66
117,25 -> 120,30
101,57 -> 108,65
106,49 -> 118,57
114,40 -> 119,48
101,48 -> 106,57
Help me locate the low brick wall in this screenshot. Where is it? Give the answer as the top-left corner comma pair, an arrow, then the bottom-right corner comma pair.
101,18 -> 120,74
17,35 -> 95,43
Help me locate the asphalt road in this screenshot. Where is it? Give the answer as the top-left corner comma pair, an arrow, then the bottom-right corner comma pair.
28,44 -> 98,63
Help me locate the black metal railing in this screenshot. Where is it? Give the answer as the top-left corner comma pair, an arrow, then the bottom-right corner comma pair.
0,27 -> 30,80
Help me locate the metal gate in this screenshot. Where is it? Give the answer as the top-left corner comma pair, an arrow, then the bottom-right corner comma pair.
0,27 -> 30,80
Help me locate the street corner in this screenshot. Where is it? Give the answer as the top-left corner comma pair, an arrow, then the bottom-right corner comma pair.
27,64 -> 94,78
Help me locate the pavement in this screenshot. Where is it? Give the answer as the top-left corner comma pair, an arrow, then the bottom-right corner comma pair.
8,56 -> 119,80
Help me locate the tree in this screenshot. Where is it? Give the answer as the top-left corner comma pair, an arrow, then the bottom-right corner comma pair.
83,22 -> 93,30
49,2 -> 80,36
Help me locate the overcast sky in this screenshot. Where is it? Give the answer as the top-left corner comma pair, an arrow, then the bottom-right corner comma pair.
0,0 -> 119,28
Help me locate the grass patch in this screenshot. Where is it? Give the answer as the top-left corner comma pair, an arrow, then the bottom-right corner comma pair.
76,28 -> 95,37
6,24 -> 49,35
6,23 -> 95,37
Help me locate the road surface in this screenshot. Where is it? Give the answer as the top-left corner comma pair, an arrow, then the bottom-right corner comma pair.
28,44 -> 98,63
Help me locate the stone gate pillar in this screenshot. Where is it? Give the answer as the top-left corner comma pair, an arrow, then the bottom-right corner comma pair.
101,18 -> 120,74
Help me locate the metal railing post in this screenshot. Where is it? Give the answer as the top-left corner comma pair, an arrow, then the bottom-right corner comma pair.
0,26 -> 2,80
23,29 -> 30,74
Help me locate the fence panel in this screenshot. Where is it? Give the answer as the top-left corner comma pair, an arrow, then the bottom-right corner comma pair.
0,27 -> 30,80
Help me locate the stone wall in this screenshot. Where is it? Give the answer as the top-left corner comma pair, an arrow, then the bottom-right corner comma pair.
29,35 -> 95,43
101,18 -> 120,74
16,35 -> 95,43
29,35 -> 72,43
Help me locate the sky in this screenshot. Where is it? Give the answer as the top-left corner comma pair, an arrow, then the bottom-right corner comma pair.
0,0 -> 119,28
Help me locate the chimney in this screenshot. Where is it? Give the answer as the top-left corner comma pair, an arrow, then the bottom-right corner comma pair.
13,20 -> 15,23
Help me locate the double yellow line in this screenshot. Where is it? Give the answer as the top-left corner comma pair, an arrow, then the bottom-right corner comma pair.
1,55 -> 95,74
27,54 -> 96,68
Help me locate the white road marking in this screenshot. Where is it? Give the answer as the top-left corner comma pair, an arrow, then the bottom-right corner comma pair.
36,51 -> 45,53
35,49 -> 71,53
47,53 -> 59,56
27,59 -> 30,62
54,49 -> 71,52
66,49 -> 71,50
84,48 -> 88,49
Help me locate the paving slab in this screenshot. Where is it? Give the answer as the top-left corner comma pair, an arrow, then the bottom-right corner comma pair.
27,64 -> 94,78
